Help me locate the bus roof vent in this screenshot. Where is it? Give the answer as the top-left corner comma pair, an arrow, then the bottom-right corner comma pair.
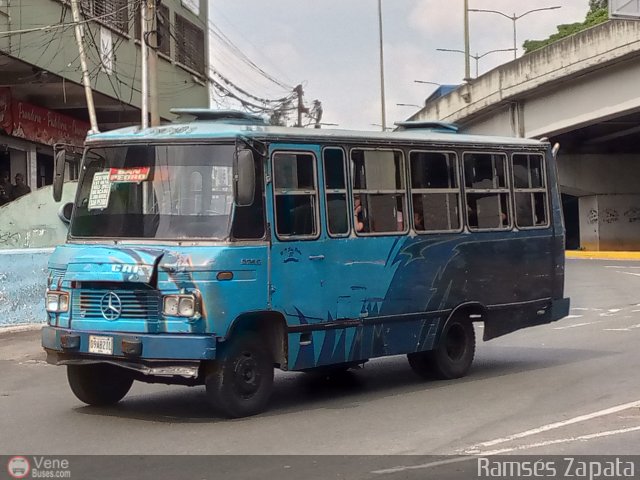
394,121 -> 459,133
170,109 -> 268,125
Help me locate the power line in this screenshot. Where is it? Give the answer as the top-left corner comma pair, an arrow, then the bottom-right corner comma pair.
0,2 -> 135,37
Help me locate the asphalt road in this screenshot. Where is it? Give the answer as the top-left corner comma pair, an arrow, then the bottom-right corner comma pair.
1,258 -> 640,477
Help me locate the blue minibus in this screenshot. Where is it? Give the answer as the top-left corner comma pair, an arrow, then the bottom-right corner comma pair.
42,110 -> 569,417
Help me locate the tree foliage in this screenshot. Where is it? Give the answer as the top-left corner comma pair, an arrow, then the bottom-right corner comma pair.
523,0 -> 609,54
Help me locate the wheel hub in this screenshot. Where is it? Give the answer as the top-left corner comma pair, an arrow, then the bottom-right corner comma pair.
233,352 -> 261,397
445,324 -> 467,361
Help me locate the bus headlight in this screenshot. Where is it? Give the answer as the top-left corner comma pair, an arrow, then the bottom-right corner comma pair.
46,291 -> 69,313
163,294 -> 198,318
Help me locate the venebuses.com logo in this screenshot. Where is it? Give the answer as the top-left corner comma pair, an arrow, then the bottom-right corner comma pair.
6,456 -> 71,478
7,457 -> 30,479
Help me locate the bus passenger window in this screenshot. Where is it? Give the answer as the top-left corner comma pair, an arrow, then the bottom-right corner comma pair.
323,148 -> 349,236
463,153 -> 511,230
512,153 -> 548,228
410,151 -> 461,232
273,152 -> 318,239
351,149 -> 406,234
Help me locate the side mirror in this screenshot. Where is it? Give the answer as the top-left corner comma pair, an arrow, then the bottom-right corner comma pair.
57,202 -> 73,225
53,146 -> 66,202
235,149 -> 255,207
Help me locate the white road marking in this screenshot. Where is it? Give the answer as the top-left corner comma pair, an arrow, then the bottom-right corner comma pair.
564,315 -> 584,319
465,399 -> 640,450
373,426 -> 640,474
620,272 -> 640,278
571,308 -> 589,311
608,309 -> 622,313
371,456 -> 475,475
478,426 -> 640,456
604,323 -> 640,332
554,322 -> 595,330
605,265 -> 640,269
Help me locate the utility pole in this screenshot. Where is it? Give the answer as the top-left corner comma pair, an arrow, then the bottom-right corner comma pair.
377,0 -> 387,131
140,1 -> 149,128
463,0 -> 471,82
294,84 -> 308,127
147,0 -> 160,126
70,0 -> 99,133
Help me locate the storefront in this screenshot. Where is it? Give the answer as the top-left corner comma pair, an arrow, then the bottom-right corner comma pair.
0,87 -> 89,199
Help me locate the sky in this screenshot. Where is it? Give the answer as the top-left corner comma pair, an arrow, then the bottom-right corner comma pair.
208,0 -> 590,131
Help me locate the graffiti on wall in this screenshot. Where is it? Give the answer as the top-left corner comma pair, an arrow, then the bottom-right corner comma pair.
601,208 -> 619,224
586,206 -> 640,225
0,229 -> 50,248
624,207 -> 640,223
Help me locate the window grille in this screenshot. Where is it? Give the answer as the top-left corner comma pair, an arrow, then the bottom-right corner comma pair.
174,13 -> 205,74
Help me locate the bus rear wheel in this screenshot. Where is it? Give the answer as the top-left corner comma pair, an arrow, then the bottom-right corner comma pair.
205,334 -> 274,418
67,363 -> 133,406
408,319 -> 475,380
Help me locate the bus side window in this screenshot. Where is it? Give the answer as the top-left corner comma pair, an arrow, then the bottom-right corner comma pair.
351,149 -> 407,234
273,152 -> 318,239
410,151 -> 461,232
463,152 -> 511,230
323,148 -> 349,236
512,153 -> 548,228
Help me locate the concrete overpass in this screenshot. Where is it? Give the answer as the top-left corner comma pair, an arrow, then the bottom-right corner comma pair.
412,20 -> 640,251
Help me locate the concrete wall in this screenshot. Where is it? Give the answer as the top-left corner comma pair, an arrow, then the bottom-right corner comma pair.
0,183 -> 76,249
558,154 -> 640,196
579,194 -> 640,251
0,184 -> 78,326
0,248 -> 51,326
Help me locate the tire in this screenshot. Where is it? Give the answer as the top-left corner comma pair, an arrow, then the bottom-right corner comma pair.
408,318 -> 475,380
205,334 -> 274,418
67,363 -> 133,406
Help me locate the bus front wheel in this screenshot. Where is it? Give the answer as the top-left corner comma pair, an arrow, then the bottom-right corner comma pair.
408,319 -> 475,380
205,334 -> 274,418
67,363 -> 133,406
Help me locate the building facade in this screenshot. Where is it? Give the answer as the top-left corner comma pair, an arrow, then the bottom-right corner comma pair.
0,0 -> 209,194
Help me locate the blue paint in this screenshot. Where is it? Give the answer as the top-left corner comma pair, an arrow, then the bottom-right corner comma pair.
0,249 -> 53,326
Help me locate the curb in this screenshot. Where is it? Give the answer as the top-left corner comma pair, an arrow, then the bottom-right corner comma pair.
566,251 -> 640,261
0,324 -> 43,336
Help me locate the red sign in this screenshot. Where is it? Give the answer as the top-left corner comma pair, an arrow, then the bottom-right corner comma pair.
10,100 -> 90,147
109,167 -> 151,183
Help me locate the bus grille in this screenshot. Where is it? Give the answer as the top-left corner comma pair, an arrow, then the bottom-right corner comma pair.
72,289 -> 160,320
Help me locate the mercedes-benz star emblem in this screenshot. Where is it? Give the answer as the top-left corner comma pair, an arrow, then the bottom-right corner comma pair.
100,292 -> 122,321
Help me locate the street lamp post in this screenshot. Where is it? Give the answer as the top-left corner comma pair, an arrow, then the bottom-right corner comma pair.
396,103 -> 422,108
468,6 -> 561,59
377,0 -> 387,132
436,48 -> 516,78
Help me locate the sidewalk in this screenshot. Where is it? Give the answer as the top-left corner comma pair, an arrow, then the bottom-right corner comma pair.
565,250 -> 640,261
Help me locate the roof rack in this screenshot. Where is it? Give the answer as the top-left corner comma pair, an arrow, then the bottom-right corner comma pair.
394,121 -> 459,133
170,109 -> 268,125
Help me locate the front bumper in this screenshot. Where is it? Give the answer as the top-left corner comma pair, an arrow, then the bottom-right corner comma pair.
42,326 -> 217,361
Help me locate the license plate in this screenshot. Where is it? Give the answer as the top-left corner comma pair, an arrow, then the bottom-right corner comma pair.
89,335 -> 113,355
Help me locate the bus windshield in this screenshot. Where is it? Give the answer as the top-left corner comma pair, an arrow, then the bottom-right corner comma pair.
70,144 -> 236,239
